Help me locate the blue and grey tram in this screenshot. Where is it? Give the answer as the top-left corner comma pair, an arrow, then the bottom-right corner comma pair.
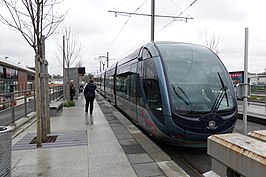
96,41 -> 238,147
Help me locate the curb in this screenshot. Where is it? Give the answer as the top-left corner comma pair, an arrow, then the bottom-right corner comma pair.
11,112 -> 36,140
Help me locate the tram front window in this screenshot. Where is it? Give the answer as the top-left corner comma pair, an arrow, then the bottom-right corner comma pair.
158,43 -> 236,114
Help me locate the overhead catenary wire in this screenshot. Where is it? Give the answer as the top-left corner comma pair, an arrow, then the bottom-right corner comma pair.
169,0 -> 193,18
132,0 -> 198,51
112,0 -> 131,10
103,0 -> 198,62
156,0 -> 198,34
179,0 -> 197,18
104,0 -> 148,53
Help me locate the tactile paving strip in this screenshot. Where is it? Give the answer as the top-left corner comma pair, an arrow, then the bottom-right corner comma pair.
133,162 -> 166,177
121,144 -> 146,154
12,130 -> 87,151
96,96 -> 166,177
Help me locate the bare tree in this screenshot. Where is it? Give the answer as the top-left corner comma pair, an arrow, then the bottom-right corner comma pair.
55,26 -> 82,100
0,0 -> 65,54
205,30 -> 220,55
0,0 -> 66,147
76,60 -> 83,68
56,26 -> 82,68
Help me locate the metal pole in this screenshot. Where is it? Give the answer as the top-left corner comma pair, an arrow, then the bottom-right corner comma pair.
107,52 -> 109,68
243,27 -> 249,135
151,0 -> 155,41
34,89 -> 36,110
24,90 -> 27,117
100,60 -> 102,73
265,77 -> 266,109
53,87 -> 55,101
63,36 -> 66,100
11,93 -> 15,127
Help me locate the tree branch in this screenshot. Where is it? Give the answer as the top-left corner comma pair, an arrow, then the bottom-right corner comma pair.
0,0 -> 66,54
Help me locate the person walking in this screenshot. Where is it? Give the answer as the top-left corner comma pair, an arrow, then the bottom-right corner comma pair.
84,79 -> 97,114
70,80 -> 76,101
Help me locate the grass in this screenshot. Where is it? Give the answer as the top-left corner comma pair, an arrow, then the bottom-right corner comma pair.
248,95 -> 265,103
63,100 -> 75,107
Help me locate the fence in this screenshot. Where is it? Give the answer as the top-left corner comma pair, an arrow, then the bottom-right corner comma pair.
0,85 -> 63,126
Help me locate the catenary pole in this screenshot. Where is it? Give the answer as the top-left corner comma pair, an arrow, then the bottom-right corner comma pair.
243,27 -> 249,135
63,36 -> 66,100
108,0 -> 193,43
151,0 -> 155,41
107,52 -> 109,68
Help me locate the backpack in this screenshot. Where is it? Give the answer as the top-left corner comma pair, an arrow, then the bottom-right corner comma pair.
85,91 -> 94,98
84,83 -> 96,98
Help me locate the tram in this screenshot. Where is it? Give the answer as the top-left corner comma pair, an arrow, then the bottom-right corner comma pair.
96,41 -> 238,147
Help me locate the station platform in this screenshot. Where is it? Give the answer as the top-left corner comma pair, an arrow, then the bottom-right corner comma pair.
237,101 -> 266,124
10,93 -> 189,177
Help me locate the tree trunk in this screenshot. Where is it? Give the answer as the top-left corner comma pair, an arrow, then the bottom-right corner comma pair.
45,61 -> 51,134
35,55 -> 42,147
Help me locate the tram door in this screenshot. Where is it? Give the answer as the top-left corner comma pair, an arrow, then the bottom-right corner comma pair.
136,60 -> 144,124
130,63 -> 138,123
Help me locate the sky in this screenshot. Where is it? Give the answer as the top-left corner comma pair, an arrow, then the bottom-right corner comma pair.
0,0 -> 266,76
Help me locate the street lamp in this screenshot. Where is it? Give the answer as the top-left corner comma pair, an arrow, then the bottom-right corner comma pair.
102,61 -> 105,71
99,55 -> 107,71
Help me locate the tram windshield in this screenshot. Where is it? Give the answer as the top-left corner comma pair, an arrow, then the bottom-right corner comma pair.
157,43 -> 236,114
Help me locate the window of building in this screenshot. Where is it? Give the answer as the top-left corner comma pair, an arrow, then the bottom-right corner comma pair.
0,66 -> 3,78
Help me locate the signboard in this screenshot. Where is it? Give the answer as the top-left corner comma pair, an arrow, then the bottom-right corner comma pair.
78,67 -> 85,76
5,67 -> 17,79
229,71 -> 244,85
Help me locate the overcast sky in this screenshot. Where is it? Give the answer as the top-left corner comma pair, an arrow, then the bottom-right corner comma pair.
0,0 -> 266,75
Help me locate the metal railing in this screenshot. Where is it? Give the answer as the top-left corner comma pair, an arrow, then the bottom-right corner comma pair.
49,86 -> 64,101
0,85 -> 63,126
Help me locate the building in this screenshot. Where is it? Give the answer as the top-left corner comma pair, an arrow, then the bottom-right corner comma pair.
0,58 -> 35,103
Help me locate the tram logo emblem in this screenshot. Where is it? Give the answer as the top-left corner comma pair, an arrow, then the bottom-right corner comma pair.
208,120 -> 216,129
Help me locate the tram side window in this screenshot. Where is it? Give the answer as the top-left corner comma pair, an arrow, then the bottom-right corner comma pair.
128,63 -> 140,104
142,50 -> 162,111
105,75 -> 109,91
143,50 -> 157,79
129,74 -> 137,98
116,74 -> 130,99
143,79 -> 162,110
108,75 -> 114,92
107,75 -> 111,90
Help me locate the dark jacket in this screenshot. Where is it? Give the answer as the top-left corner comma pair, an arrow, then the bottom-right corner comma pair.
84,83 -> 96,99
70,83 -> 76,96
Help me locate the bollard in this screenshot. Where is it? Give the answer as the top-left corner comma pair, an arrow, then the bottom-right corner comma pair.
0,126 -> 12,177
